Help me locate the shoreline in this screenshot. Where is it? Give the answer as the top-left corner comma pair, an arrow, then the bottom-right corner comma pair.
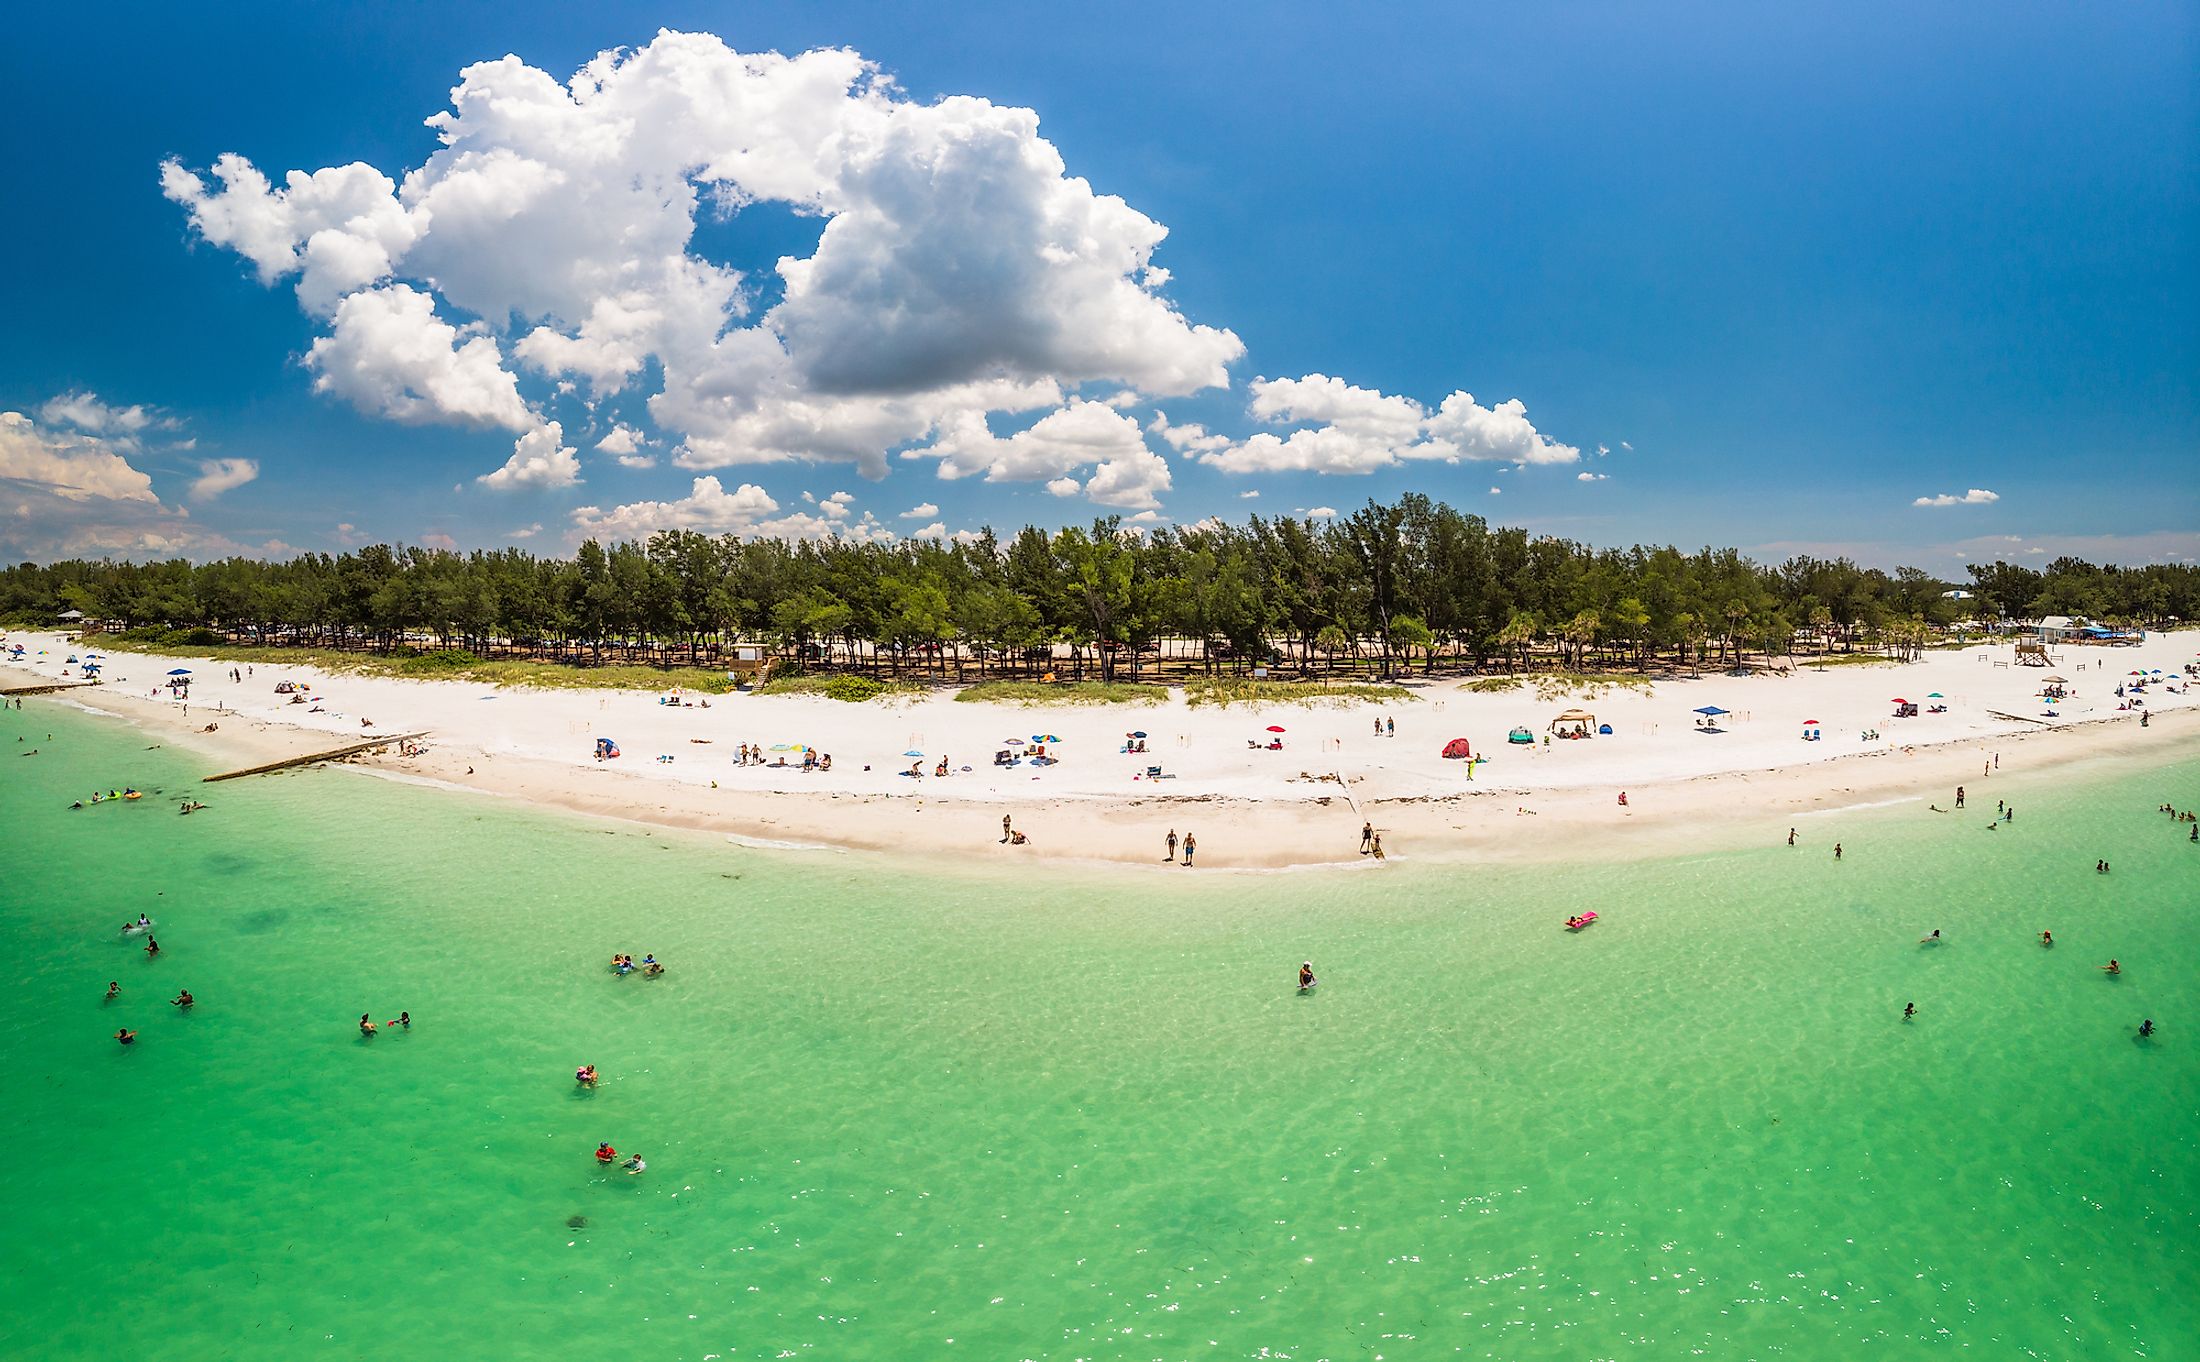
8,629 -> 2196,873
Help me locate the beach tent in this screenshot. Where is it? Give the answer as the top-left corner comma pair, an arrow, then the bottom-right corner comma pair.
1549,709 -> 1595,737
1441,737 -> 1473,759
1507,727 -> 1534,745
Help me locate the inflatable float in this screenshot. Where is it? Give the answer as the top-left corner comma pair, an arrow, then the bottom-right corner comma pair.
1565,912 -> 1598,931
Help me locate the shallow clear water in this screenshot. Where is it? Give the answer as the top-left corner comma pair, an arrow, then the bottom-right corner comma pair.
3,701 -> 2195,1360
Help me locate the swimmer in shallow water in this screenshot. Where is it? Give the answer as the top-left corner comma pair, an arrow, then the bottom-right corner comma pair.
576,1064 -> 598,1087
2040,930 -> 2053,947
595,1142 -> 617,1165
1298,962 -> 1316,991
359,1013 -> 377,1036
1903,1003 -> 1915,1020
104,981 -> 120,1002
171,989 -> 193,1009
623,1153 -> 646,1175
1919,929 -> 1941,944
2100,959 -> 2121,975
2139,1019 -> 2154,1037
116,1028 -> 136,1045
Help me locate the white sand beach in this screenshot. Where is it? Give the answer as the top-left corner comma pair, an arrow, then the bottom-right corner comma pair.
7,630 -> 2195,870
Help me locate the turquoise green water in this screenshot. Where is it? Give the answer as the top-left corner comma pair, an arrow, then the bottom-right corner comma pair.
3,702 -> 2194,1360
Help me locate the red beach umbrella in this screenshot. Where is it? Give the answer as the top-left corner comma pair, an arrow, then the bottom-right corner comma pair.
1266,725 -> 1286,732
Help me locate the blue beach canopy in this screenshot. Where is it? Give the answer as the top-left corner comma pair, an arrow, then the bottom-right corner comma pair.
167,668 -> 192,676
1694,705 -> 1728,716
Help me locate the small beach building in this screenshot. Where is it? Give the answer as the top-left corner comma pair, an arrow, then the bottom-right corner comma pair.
2036,616 -> 2086,643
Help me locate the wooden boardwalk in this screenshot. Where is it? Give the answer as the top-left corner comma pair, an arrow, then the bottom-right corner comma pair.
204,732 -> 431,782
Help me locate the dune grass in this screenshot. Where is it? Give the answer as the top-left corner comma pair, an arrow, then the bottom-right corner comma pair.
1181,679 -> 1413,707
76,632 -> 742,693
953,680 -> 1167,706
751,674 -> 923,701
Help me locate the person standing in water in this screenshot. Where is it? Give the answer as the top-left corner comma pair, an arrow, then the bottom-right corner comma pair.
1903,1003 -> 1915,1021
359,1013 -> 377,1036
171,989 -> 193,1009
1787,828 -> 1796,846
1165,828 -> 1178,863
116,1028 -> 137,1045
2040,930 -> 2053,947
1955,785 -> 1965,809
143,937 -> 160,958
2139,1019 -> 2155,1038
1834,843 -> 1843,860
104,981 -> 120,1002
1298,961 -> 1316,991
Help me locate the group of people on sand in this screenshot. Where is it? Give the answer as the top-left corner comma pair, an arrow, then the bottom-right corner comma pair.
1358,821 -> 1386,860
609,953 -> 664,978
1164,828 -> 1197,866
359,1011 -> 411,1036
999,814 -> 1029,846
735,743 -> 831,771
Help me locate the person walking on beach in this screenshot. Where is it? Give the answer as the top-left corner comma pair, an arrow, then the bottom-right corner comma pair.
1370,832 -> 1385,861
1360,821 -> 1374,855
1386,717 -> 1395,738
1834,843 -> 1843,860
1787,828 -> 1796,846
1165,828 -> 1177,862
1955,786 -> 1965,809
1001,814 -> 1012,844
1182,833 -> 1196,867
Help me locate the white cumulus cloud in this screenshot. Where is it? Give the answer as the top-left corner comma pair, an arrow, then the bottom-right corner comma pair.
167,31 -> 1239,487
913,399 -> 1170,508
900,501 -> 940,519
189,457 -> 260,500
477,421 -> 581,490
1198,375 -> 1577,475
1913,488 -> 2000,507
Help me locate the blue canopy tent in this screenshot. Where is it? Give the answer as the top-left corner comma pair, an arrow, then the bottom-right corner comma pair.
1693,704 -> 1729,733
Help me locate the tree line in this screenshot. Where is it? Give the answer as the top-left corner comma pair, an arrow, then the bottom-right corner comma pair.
4,496 -> 2193,679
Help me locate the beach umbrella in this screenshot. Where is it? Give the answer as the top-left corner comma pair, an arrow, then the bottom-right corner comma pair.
1693,706 -> 1728,716
1927,692 -> 1944,698
1129,730 -> 1148,738
1039,734 -> 1062,744
1802,718 -> 1819,725
167,668 -> 192,676
903,749 -> 924,757
1266,725 -> 1286,733
769,743 -> 795,751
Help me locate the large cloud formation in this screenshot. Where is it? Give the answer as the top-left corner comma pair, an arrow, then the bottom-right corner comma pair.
163,31 -> 1241,513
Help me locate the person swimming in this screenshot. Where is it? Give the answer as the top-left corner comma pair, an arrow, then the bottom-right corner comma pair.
2100,959 -> 2121,975
359,1013 -> 377,1035
623,1153 -> 646,1175
2040,930 -> 2053,947
2139,1019 -> 2155,1037
104,980 -> 120,1001
641,956 -> 662,978
171,989 -> 193,1009
594,1142 -> 617,1164
116,1028 -> 137,1045
1919,929 -> 1941,944
1298,962 -> 1316,991
389,1011 -> 410,1029
143,937 -> 160,957
1903,1002 -> 1916,1020
576,1064 -> 598,1087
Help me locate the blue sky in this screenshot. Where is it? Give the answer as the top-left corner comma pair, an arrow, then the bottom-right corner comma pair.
3,1 -> 2193,570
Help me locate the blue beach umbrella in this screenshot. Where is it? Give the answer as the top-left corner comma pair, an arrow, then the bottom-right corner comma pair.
167,668 -> 192,676
1693,705 -> 1728,716
903,749 -> 924,757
